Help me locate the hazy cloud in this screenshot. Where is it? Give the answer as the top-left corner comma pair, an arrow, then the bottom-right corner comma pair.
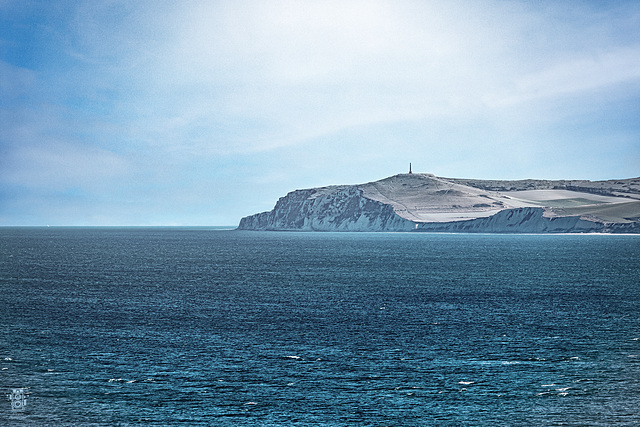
1,0 -> 639,224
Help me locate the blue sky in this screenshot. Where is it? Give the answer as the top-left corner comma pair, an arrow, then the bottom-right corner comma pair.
1,0 -> 639,225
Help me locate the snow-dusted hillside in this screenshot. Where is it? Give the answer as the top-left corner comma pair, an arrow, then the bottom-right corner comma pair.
238,173 -> 640,233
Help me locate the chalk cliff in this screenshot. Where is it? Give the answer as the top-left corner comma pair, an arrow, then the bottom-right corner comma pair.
238,174 -> 640,233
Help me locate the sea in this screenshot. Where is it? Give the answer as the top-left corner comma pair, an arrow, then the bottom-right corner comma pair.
1,227 -> 639,426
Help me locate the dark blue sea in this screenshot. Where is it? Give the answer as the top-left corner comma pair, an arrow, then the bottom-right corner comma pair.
1,228 -> 639,426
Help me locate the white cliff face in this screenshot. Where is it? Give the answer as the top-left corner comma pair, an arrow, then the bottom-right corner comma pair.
414,208 -> 603,233
238,187 -> 415,231
238,174 -> 640,233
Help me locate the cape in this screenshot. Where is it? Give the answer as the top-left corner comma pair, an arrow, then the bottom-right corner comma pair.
238,173 -> 640,233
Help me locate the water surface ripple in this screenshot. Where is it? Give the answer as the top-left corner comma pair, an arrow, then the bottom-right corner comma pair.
1,228 -> 639,425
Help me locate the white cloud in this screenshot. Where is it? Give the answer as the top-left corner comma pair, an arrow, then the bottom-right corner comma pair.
127,0 -> 519,154
0,102 -> 130,191
487,46 -> 640,107
1,139 -> 128,189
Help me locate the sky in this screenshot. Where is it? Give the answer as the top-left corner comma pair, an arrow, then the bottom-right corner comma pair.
1,0 -> 639,226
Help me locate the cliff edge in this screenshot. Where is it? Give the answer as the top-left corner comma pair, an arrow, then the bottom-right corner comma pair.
238,174 -> 640,233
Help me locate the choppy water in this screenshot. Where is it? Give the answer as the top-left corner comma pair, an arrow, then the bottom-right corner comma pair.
1,228 -> 639,425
